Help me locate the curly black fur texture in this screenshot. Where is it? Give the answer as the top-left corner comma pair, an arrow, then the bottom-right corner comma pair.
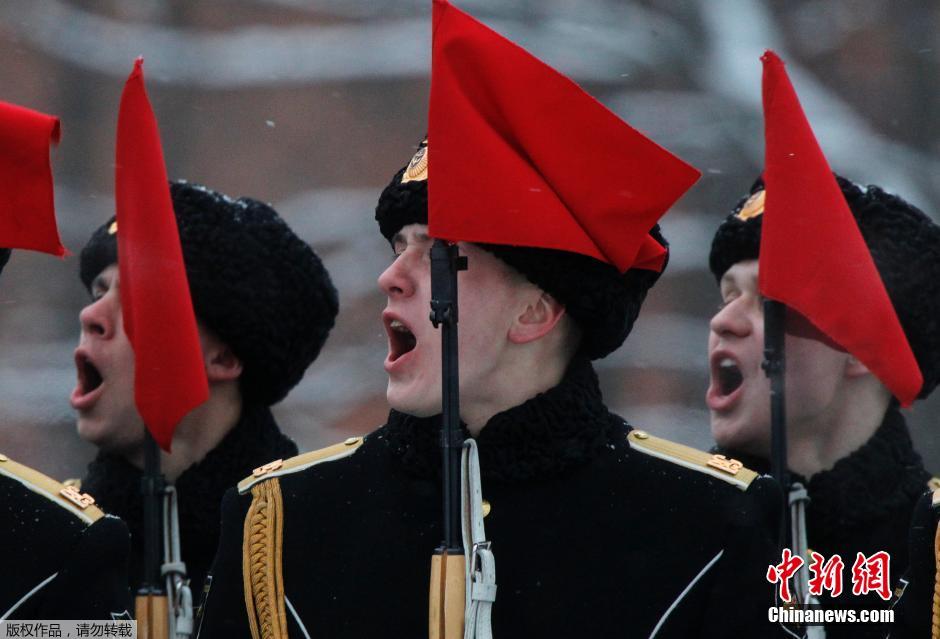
383,356 -> 619,483
709,174 -> 940,399
79,180 -> 339,406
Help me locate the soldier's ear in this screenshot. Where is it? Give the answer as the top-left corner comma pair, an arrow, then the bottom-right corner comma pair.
199,328 -> 243,382
205,344 -> 243,382
508,291 -> 566,345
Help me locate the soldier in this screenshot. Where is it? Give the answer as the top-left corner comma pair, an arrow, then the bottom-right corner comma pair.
1,246 -> 133,620
71,180 -> 338,601
194,127 -> 792,636
706,176 -> 940,637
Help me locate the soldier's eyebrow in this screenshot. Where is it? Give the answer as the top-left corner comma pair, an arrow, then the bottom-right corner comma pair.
391,230 -> 431,248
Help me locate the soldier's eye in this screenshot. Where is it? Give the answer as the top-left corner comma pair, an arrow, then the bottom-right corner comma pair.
717,291 -> 738,310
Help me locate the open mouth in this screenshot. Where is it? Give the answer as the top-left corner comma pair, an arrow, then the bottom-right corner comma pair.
75,352 -> 103,396
716,357 -> 743,396
71,350 -> 106,412
386,318 -> 417,362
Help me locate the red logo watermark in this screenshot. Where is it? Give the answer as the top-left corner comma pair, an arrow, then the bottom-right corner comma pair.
850,551 -> 891,601
808,551 -> 844,598
767,550 -> 890,602
766,548 -> 804,603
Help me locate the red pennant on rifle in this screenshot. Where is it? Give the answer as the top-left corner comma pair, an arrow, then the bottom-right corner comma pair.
758,50 -> 921,406
115,58 -> 208,450
427,0 -> 699,273
0,101 -> 67,255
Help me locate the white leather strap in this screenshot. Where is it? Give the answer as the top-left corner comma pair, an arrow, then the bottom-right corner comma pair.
461,439 -> 495,639
789,483 -> 824,639
163,485 -> 194,638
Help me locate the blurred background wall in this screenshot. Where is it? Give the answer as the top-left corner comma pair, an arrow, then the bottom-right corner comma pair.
0,0 -> 937,479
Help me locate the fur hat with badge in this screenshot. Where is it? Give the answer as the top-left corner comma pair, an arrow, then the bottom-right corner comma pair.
80,180 -> 339,406
375,139 -> 669,360
709,174 -> 940,399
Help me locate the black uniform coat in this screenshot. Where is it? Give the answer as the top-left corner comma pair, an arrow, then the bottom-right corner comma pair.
0,455 -> 132,619
82,403 -> 298,599
720,407 -> 932,639
886,489 -> 939,638
199,359 -> 787,637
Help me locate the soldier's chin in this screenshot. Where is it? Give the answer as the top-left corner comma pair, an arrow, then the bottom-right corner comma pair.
386,383 -> 439,418
76,414 -> 108,447
710,416 -> 770,458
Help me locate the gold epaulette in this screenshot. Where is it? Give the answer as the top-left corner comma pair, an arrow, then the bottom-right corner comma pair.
927,476 -> 940,492
626,430 -> 758,491
931,487 -> 940,639
238,436 -> 365,495
0,453 -> 104,524
243,478 -> 287,639
239,436 -> 364,639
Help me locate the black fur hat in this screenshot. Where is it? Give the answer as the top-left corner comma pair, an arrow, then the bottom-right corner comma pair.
374,141 -> 667,359
80,180 -> 339,406
710,174 -> 940,399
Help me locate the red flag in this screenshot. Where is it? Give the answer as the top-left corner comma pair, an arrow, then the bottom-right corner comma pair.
0,101 -> 67,255
116,58 -> 208,450
427,0 -> 699,273
758,50 -> 921,406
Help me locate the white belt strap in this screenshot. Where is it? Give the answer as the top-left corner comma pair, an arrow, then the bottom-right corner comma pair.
163,485 -> 194,639
461,439 -> 496,639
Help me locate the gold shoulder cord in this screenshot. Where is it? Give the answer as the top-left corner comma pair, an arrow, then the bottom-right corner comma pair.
242,479 -> 288,639
933,506 -> 940,639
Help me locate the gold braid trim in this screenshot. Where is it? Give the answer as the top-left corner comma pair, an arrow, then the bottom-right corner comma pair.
933,516 -> 940,639
242,479 -> 288,639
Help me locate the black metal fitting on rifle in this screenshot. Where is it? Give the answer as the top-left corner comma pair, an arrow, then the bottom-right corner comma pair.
140,430 -> 167,595
440,429 -> 465,449
430,240 -> 467,328
762,299 -> 791,541
429,238 -> 468,554
762,299 -> 786,377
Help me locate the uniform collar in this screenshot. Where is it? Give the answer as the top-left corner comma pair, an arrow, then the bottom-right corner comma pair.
804,406 -> 930,532
717,406 -> 929,530
383,357 -> 618,484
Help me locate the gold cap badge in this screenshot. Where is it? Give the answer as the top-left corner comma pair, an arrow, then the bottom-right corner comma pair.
108,221 -> 118,235
735,190 -> 765,221
401,140 -> 428,184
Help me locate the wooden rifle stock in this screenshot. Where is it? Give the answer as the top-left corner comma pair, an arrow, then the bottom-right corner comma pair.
136,593 -> 169,639
429,550 -> 466,639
